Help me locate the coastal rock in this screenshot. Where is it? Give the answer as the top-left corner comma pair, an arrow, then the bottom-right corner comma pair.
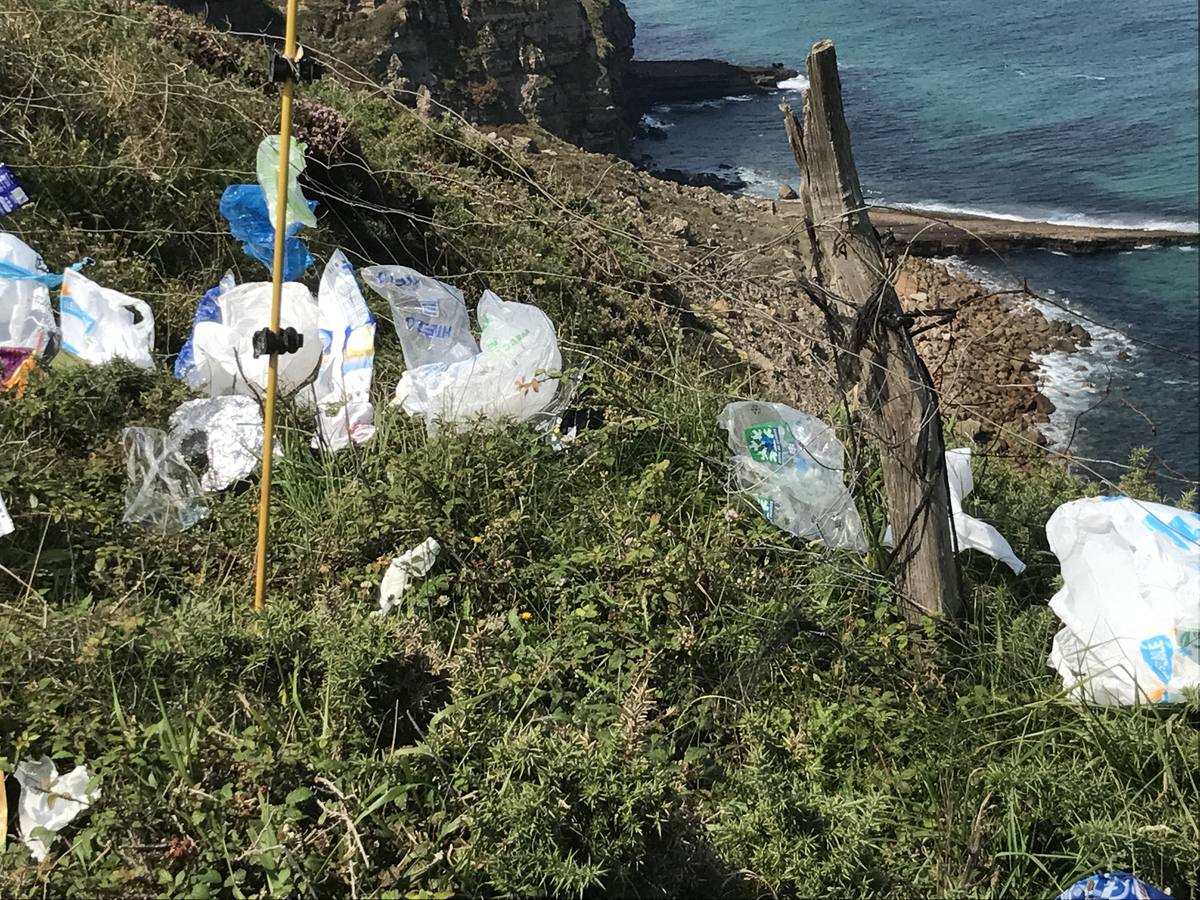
630,59 -> 798,110
777,183 -> 798,201
667,216 -> 694,243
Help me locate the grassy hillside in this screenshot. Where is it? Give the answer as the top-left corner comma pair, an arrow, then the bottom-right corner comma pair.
1,2 -> 1197,897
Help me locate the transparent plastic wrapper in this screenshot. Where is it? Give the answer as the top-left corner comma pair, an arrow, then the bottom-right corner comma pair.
59,269 -> 155,368
378,537 -> 441,615
219,185 -> 314,280
0,492 -> 12,536
169,396 -> 264,492
1046,496 -> 1200,706
395,290 -> 562,433
186,281 -> 320,397
256,136 -> 317,232
121,427 -> 208,533
302,251 -> 377,450
718,401 -> 867,552
0,233 -> 58,360
14,756 -> 100,862
361,265 -> 478,369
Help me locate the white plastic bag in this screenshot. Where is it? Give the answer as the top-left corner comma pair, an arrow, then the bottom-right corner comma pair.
121,427 -> 209,533
946,449 -> 1025,574
169,396 -> 265,492
378,537 -> 441,615
14,756 -> 100,862
361,265 -> 478,369
188,281 -> 320,397
256,135 -> 317,231
0,232 -> 57,355
0,492 -> 12,536
1046,496 -> 1200,706
59,269 -> 154,368
303,251 -> 377,450
718,401 -> 867,552
395,290 -> 562,433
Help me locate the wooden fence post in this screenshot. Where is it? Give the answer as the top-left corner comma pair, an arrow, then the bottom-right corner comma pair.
783,39 -> 961,620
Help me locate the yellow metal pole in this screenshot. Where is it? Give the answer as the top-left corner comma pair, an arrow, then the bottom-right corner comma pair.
254,0 -> 302,611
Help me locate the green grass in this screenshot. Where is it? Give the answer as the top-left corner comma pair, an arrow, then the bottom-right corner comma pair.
1,2 -> 1198,897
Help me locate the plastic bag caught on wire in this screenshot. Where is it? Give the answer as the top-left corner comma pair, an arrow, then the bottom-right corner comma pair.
361,265 -> 478,369
121,428 -> 208,533
256,136 -> 317,231
718,401 -> 867,552
1046,496 -> 1199,706
59,270 -> 155,368
219,185 -> 314,281
301,251 -> 377,450
186,281 -> 320,398
945,448 -> 1025,574
395,290 -> 562,433
169,396 -> 265,492
1,233 -> 59,387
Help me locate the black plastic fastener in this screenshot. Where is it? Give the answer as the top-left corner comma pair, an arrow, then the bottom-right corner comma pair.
252,327 -> 304,359
269,47 -> 323,85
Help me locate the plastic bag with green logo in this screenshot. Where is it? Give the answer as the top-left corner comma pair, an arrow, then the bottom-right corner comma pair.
718,401 -> 866,552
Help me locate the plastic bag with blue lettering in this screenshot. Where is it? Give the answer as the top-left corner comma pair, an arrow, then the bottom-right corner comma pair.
59,269 -> 155,368
256,136 -> 318,232
718,401 -> 867,552
219,185 -> 314,281
1046,496 -> 1200,706
361,265 -> 477,370
394,291 -> 561,433
302,250 -> 377,450
0,232 -> 58,357
1056,871 -> 1170,900
175,271 -> 235,389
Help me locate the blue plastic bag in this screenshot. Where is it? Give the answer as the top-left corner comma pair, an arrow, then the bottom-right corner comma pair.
1057,872 -> 1170,900
219,184 -> 315,281
175,271 -> 234,386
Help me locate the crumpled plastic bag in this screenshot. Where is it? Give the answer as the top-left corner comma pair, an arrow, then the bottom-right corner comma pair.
0,492 -> 13,537
14,756 -> 100,862
378,537 -> 441,615
395,290 -> 562,433
219,185 -> 315,281
121,427 -> 209,533
718,401 -> 867,552
185,281 -> 321,397
1046,496 -> 1200,706
0,233 -> 58,361
175,271 -> 235,389
361,265 -> 478,370
0,163 -> 31,217
169,396 -> 265,492
301,251 -> 377,450
59,269 -> 155,368
257,136 -> 317,232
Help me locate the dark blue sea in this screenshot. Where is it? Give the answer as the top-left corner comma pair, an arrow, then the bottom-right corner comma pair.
627,0 -> 1200,489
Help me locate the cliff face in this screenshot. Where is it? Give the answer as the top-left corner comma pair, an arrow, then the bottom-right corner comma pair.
297,0 -> 637,152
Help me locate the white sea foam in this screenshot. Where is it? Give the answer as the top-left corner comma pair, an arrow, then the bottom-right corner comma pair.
735,167 -> 777,199
1072,73 -> 1107,81
936,256 -> 1135,451
881,200 -> 1200,234
777,74 -> 810,91
639,114 -> 675,131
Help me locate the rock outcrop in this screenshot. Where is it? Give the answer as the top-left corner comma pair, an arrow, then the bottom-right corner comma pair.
302,0 -> 637,153
630,59 -> 797,110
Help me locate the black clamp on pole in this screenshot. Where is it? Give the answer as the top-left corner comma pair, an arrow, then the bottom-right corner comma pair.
253,327 -> 305,359
269,45 -> 323,84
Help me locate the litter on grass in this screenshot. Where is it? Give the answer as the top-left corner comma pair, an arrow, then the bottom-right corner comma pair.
718,401 -> 867,552
945,448 -> 1026,574
121,427 -> 209,533
0,492 -> 12,537
394,289 -> 562,433
378,537 -> 441,615
13,756 -> 100,862
361,265 -> 478,369
1056,872 -> 1170,900
301,251 -> 377,450
169,395 -> 265,492
0,164 -> 30,216
59,269 -> 154,368
181,280 -> 320,398
1,233 -> 59,387
219,185 -> 315,281
1046,496 -> 1199,706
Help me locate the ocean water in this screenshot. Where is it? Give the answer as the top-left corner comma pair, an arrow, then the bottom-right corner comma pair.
626,0 -> 1200,487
